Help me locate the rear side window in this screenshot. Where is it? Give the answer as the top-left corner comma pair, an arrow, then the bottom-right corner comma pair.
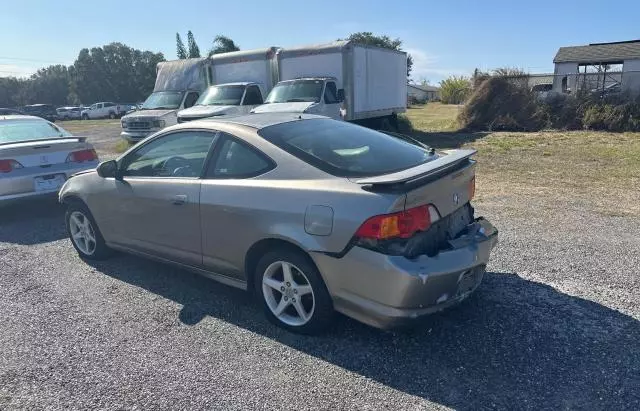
104,102 -> 115,107
259,119 -> 431,177
206,134 -> 273,178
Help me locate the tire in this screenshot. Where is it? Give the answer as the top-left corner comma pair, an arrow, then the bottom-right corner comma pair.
82,114 -> 89,120
255,248 -> 334,334
65,202 -> 112,260
109,112 -> 116,119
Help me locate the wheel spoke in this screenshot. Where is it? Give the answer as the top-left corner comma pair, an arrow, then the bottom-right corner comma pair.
273,297 -> 289,315
85,227 -> 96,243
296,285 -> 312,296
281,262 -> 294,285
72,231 -> 84,242
263,277 -> 284,292
82,236 -> 90,253
292,299 -> 308,321
71,214 -> 83,229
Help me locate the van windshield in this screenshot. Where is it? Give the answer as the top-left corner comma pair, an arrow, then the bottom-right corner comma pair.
141,91 -> 184,110
264,80 -> 323,104
196,85 -> 245,106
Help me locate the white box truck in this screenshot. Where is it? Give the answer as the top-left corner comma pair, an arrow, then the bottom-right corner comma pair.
252,41 -> 407,125
177,48 -> 279,123
120,58 -> 209,142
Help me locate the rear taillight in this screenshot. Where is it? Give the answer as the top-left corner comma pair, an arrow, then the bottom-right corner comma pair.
66,149 -> 98,163
355,205 -> 440,240
0,159 -> 24,173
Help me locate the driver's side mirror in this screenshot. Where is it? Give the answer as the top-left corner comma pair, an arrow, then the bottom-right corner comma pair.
337,89 -> 345,102
96,160 -> 121,180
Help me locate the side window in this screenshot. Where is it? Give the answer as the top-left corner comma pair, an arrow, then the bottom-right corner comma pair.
104,102 -> 115,107
184,92 -> 199,108
91,104 -> 97,110
206,134 -> 273,178
324,82 -> 339,104
242,86 -> 263,105
121,131 -> 217,178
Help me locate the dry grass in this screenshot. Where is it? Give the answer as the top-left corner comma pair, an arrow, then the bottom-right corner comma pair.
59,119 -> 121,135
405,103 -> 640,216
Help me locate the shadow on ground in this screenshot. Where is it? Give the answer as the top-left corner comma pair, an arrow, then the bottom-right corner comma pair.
410,130 -> 490,149
0,197 -> 67,245
88,254 -> 640,409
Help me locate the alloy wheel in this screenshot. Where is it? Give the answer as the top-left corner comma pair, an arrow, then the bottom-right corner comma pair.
69,211 -> 97,256
262,261 -> 315,326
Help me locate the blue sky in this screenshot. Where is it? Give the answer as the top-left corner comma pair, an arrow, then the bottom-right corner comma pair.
1,0 -> 638,83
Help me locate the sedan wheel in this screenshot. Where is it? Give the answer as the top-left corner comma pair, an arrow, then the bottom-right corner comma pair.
69,211 -> 97,256
256,249 -> 333,334
65,203 -> 112,260
262,261 -> 315,326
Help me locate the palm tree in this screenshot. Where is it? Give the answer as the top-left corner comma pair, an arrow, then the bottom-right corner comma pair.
208,35 -> 240,56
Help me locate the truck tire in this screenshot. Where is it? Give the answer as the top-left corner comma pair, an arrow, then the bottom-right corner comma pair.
82,114 -> 89,120
109,112 -> 116,119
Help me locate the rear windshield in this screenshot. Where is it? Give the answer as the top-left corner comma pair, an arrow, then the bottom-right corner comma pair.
0,119 -> 72,144
259,119 -> 432,177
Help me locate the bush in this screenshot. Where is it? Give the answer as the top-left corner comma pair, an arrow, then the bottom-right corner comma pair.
440,76 -> 471,104
582,102 -> 640,131
458,77 -> 542,131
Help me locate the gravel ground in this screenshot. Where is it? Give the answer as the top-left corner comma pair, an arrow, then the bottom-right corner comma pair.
1,192 -> 638,410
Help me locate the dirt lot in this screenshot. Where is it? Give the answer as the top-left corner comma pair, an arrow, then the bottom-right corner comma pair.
61,119 -> 124,159
1,111 -> 638,409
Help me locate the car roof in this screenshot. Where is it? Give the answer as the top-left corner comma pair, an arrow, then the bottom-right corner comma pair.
210,82 -> 259,87
198,113 -> 328,130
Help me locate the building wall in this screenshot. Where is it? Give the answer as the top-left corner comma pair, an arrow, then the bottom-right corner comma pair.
622,59 -> 640,95
407,87 -> 428,102
553,62 -> 578,92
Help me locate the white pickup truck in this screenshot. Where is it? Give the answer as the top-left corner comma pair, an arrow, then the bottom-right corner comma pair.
81,102 -> 126,120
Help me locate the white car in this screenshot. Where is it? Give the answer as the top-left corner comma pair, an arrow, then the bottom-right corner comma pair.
0,115 -> 99,202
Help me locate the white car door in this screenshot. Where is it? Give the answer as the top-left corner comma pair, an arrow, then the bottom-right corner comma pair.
320,81 -> 342,120
239,85 -> 264,114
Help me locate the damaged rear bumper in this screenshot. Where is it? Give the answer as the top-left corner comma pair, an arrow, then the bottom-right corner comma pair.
311,218 -> 498,329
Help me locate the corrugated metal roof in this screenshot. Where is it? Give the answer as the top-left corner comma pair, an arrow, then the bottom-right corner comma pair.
554,41 -> 640,63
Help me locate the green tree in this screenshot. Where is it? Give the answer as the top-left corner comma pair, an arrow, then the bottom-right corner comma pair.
176,33 -> 188,59
439,75 -> 471,104
208,35 -> 240,56
187,30 -> 201,58
341,32 -> 413,77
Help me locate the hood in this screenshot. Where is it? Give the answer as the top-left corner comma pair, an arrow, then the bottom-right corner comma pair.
123,109 -> 175,119
178,105 -> 237,118
252,102 -> 316,114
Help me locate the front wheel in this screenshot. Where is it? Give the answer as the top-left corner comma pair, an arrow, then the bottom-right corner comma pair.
82,114 -> 89,120
255,249 -> 334,334
65,203 -> 112,260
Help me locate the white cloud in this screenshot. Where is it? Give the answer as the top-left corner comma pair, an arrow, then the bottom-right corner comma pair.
405,48 -> 468,83
0,64 -> 36,78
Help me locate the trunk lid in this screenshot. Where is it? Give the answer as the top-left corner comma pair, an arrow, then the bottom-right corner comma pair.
0,137 -> 92,167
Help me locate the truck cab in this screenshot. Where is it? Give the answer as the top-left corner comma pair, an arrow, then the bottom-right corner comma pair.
177,82 -> 265,123
252,78 -> 344,120
120,89 -> 200,143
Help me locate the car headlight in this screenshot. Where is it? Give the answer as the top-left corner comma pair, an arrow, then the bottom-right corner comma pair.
153,119 -> 166,128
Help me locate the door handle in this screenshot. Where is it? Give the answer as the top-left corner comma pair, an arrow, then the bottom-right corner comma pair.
171,194 -> 188,205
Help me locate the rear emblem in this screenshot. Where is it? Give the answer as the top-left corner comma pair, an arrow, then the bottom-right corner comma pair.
453,193 -> 459,205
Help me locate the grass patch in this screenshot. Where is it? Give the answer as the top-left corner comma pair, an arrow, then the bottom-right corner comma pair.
114,139 -> 131,153
404,103 -> 640,216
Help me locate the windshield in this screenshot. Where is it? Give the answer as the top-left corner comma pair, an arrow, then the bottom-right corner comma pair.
141,91 -> 184,110
259,119 -> 433,177
264,80 -> 323,104
0,119 -> 72,144
196,85 -> 245,106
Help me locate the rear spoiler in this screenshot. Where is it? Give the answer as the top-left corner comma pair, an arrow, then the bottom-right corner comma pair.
0,136 -> 88,147
355,149 -> 477,186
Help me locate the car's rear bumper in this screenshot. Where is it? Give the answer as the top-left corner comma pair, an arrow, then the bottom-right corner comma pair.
0,161 -> 99,203
310,217 -> 498,329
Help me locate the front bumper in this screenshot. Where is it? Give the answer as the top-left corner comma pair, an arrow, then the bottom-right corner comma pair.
0,161 -> 99,203
311,218 -> 498,329
121,130 -> 152,143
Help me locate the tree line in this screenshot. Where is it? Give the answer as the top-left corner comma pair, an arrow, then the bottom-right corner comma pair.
0,31 -> 412,109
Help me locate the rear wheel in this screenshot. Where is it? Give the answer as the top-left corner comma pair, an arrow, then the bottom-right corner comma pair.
82,114 -> 89,120
109,112 -> 116,119
65,202 -> 112,260
255,249 -> 333,334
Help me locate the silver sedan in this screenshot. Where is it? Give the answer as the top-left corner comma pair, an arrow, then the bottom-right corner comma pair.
0,115 -> 99,203
59,113 -> 498,334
